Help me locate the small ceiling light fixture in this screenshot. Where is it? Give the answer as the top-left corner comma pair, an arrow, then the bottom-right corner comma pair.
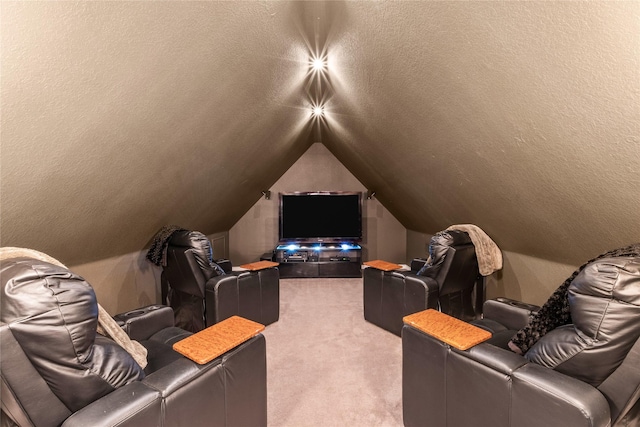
310,55 -> 327,73
311,105 -> 325,118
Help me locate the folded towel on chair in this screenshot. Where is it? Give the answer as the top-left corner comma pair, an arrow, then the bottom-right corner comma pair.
446,224 -> 503,276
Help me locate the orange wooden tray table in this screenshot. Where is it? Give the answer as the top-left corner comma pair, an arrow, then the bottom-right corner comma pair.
403,309 -> 492,350
173,316 -> 265,364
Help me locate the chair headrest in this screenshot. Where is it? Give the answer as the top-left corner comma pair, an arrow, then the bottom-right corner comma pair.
169,230 -> 214,262
1,257 -> 144,411
417,230 -> 475,278
431,229 -> 473,248
525,256 -> 640,386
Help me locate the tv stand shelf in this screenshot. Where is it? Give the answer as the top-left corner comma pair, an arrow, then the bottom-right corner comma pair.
273,243 -> 362,278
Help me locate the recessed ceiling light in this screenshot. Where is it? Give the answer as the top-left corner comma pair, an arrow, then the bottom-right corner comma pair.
312,105 -> 324,117
310,56 -> 327,73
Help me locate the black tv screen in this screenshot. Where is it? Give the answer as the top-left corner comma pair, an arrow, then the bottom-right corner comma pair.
279,192 -> 362,242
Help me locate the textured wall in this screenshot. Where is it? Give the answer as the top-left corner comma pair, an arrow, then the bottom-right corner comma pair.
2,1 -> 639,271
322,1 -> 640,265
1,1 -> 314,265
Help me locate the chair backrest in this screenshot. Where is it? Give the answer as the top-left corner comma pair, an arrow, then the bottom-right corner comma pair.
418,230 -> 480,319
1,322 -> 71,427
161,230 -> 228,332
0,257 -> 144,426
523,256 -> 640,425
162,230 -> 225,299
598,333 -> 640,425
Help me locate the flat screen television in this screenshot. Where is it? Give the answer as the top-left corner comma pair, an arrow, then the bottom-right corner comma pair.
279,192 -> 362,242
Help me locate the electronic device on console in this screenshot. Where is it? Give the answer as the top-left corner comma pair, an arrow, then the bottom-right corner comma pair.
281,251 -> 310,262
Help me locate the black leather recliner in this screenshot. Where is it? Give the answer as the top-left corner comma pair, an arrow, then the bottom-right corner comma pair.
402,256 -> 640,427
1,256 -> 267,427
162,230 -> 279,332
363,230 -> 481,336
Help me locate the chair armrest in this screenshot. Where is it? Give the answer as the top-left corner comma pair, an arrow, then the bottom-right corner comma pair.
403,323 -> 611,427
404,309 -> 491,350
172,316 -> 264,364
143,334 -> 267,427
114,305 -> 175,341
482,297 -> 540,332
61,382 -> 161,427
401,272 -> 439,293
205,275 -> 241,325
455,341 -> 528,374
215,259 -> 232,273
511,362 -> 611,426
455,341 -> 611,427
64,334 -> 267,427
410,258 -> 427,272
205,268 -> 279,326
364,268 -> 439,336
257,267 -> 280,325
142,356 -> 216,395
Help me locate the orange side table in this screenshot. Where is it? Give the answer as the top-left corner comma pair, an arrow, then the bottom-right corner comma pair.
239,260 -> 279,271
363,260 -> 404,271
403,309 -> 492,350
173,316 -> 265,364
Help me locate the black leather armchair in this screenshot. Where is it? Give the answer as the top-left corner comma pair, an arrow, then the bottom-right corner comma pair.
364,230 -> 481,336
162,230 -> 279,332
402,256 -> 640,427
1,256 -> 267,427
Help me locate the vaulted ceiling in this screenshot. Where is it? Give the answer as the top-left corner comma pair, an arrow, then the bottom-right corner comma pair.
2,1 -> 639,267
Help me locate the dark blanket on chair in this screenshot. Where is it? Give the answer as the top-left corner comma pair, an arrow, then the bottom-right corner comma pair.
146,225 -> 188,266
510,242 -> 640,354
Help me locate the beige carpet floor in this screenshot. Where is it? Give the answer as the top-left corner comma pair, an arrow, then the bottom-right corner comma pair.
261,278 -> 403,427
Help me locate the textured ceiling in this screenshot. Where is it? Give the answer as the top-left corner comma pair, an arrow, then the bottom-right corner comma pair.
1,1 -> 639,266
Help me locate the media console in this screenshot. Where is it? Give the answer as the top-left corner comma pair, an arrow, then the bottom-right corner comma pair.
271,243 -> 362,278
